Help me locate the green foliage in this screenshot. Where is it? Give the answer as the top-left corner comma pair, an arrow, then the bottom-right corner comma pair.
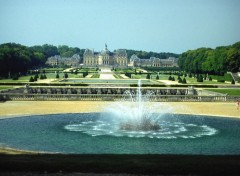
141,67 -> 180,72
182,77 -> 187,84
12,74 -> 19,80
178,77 -> 182,83
40,74 -> 47,79
125,73 -> 132,78
178,41 -> 240,74
91,73 -> 100,78
64,73 -> 68,79
209,76 -> 212,81
156,74 -> 159,80
231,79 -> 235,84
197,75 -> 203,82
205,89 -> 240,95
168,76 -> 172,80
82,72 -> 88,78
210,73 -> 233,82
29,76 -> 34,82
58,45 -> 79,57
217,79 -> 225,83
172,77 -> 175,81
34,75 -> 38,81
189,73 -> 192,78
146,73 -> 151,79
40,74 -> 44,79
126,49 -> 179,59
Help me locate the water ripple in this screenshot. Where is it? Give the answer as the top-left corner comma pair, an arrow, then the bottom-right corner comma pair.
64,120 -> 218,139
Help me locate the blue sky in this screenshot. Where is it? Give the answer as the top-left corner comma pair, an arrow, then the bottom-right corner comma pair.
0,0 -> 240,53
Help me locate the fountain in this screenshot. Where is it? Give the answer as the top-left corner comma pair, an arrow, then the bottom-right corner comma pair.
1,81 -> 240,154
119,80 -> 161,131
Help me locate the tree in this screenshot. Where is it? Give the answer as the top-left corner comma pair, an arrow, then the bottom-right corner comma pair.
43,74 -> 47,79
178,77 -> 182,83
172,77 -> 175,81
64,73 -> 68,79
179,41 -> 240,74
146,73 -> 151,79
56,73 -> 59,79
197,75 -> 203,82
156,74 -> 159,80
42,44 -> 59,58
40,74 -> 44,79
231,79 -> 235,84
168,76 -> 172,80
29,76 -> 34,82
34,74 -> 38,81
182,77 -> 187,84
177,75 -> 181,81
209,76 -> 212,81
12,74 -> 19,80
189,73 -> 192,78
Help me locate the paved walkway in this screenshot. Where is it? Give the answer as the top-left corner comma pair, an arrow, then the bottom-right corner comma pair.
0,101 -> 239,119
99,68 -> 115,79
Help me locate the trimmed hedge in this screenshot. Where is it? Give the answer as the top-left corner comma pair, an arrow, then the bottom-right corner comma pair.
0,82 -> 88,86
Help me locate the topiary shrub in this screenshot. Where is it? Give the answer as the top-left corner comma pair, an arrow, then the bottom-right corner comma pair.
197,75 -> 204,82
178,77 -> 182,83
29,76 -> 34,82
40,74 -> 44,79
182,78 -> 187,84
217,79 -> 225,83
12,74 -> 19,80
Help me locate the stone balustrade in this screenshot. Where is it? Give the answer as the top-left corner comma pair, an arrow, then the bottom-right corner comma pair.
0,93 -> 239,102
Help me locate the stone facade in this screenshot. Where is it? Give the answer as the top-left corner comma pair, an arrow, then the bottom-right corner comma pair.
83,44 -> 128,67
46,54 -> 81,67
129,54 -> 178,67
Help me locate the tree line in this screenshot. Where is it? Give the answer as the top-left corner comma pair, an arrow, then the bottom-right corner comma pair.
178,41 -> 240,75
0,43 -> 85,78
125,49 -> 179,59
1,41 -> 239,79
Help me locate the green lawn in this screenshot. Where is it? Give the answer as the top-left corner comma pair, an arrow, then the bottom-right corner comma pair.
204,89 -> 240,95
0,86 -> 14,90
0,73 -> 84,83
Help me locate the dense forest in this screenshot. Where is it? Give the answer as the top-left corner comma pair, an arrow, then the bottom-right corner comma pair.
178,41 -> 240,75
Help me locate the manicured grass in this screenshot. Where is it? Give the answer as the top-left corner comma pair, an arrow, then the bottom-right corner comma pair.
0,154 -> 239,175
205,89 -> 240,95
0,86 -> 14,90
113,74 -> 124,79
210,73 -> 233,82
0,73 -> 84,83
91,73 -> 100,78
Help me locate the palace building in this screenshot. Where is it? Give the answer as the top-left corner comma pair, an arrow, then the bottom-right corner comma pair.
129,54 -> 178,67
46,44 -> 178,68
46,54 -> 81,67
83,44 -> 128,67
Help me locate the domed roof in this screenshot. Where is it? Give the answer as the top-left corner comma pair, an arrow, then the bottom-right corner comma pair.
101,44 -> 110,55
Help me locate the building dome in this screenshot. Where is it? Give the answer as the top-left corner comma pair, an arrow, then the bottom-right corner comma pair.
101,44 -> 110,55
